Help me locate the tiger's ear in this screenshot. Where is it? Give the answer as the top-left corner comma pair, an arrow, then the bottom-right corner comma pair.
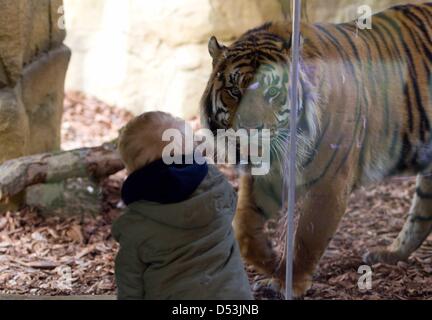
208,36 -> 226,60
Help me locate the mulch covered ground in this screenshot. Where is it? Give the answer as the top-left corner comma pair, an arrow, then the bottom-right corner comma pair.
0,91 -> 431,299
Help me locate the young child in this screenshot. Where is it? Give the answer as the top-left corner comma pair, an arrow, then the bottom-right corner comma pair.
113,111 -> 253,300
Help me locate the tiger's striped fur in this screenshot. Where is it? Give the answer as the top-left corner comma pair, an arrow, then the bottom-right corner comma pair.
200,3 -> 432,297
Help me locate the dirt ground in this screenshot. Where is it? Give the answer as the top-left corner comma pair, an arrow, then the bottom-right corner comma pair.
0,92 -> 431,299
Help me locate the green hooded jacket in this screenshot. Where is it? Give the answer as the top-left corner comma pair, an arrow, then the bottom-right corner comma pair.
112,165 -> 253,300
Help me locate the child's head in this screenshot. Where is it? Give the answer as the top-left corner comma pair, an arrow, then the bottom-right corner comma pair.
118,111 -> 188,173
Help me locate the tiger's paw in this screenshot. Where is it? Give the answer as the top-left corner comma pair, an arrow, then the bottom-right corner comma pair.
252,278 -> 285,300
292,276 -> 312,299
363,249 -> 405,265
252,277 -> 311,299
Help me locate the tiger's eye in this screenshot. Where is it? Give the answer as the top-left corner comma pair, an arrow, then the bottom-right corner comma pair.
267,87 -> 280,98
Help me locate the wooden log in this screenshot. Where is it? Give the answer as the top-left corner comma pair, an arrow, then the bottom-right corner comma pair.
0,142 -> 124,203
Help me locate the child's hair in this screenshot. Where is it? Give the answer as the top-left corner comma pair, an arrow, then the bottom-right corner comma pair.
118,111 -> 187,173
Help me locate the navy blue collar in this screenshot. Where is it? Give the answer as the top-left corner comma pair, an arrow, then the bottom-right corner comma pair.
121,157 -> 208,205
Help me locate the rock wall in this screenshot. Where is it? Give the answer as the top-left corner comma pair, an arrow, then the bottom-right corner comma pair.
64,0 -> 423,118
64,0 -> 284,119
0,0 -> 71,163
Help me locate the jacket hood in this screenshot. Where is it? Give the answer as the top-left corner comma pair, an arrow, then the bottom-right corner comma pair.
126,165 -> 235,229
121,157 -> 208,206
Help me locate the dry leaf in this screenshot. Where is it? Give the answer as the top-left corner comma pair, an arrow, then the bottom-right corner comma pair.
0,217 -> 7,231
75,244 -> 97,259
66,225 -> 84,244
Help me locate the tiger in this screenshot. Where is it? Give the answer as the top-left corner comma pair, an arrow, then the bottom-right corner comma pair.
200,3 -> 432,297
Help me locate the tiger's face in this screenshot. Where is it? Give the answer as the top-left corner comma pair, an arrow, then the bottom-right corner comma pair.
201,36 -> 291,133
200,32 -> 321,167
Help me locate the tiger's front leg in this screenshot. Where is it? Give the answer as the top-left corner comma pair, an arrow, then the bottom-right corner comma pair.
276,175 -> 351,297
233,174 -> 280,278
364,174 -> 432,265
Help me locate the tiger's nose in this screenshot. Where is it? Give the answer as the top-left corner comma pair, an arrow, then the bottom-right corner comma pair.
209,122 -> 219,133
236,114 -> 264,130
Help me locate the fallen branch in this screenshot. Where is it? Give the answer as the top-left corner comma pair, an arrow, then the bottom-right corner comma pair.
0,141 -> 124,202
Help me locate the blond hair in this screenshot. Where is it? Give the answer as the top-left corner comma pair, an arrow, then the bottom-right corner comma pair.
118,112 -> 187,173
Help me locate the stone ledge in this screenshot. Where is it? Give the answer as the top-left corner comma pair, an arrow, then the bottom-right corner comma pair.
0,59 -> 8,89
0,45 -> 71,164
21,45 -> 71,154
0,88 -> 30,163
0,0 -> 67,87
